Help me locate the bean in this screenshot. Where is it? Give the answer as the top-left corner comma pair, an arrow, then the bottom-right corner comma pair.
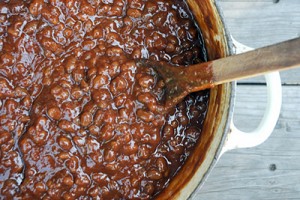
122,17 -> 133,31
73,136 -> 86,147
93,74 -> 109,89
122,141 -> 138,155
119,112 -> 129,126
166,35 -> 178,45
4,99 -> 18,113
147,168 -> 162,180
29,0 -> 44,16
32,130 -> 48,145
120,61 -> 136,72
80,112 -> 93,127
88,186 -> 99,197
129,0 -> 143,8
13,63 -> 26,77
20,96 -> 31,111
58,136 -> 72,150
47,107 -> 61,120
86,137 -> 100,153
19,137 -> 33,154
92,88 -> 111,108
75,174 -> 90,186
165,43 -> 176,53
92,172 -> 108,185
106,32 -> 121,44
171,55 -> 184,65
106,47 -> 123,57
1,53 -> 14,66
153,12 -> 167,27
137,93 -> 155,105
34,182 -> 46,193
108,61 -> 121,78
40,37 -> 62,54
123,131 -> 132,144
63,28 -> 73,38
0,14 -> 6,23
177,112 -> 189,126
138,145 -> 151,159
185,126 -> 200,140
100,124 -> 114,141
41,6 -> 60,25
70,87 -> 84,100
65,18 -> 75,30
104,163 -> 118,172
24,20 -> 39,34
84,19 -> 93,32
63,176 -> 74,186
1,180 -> 19,197
113,93 -> 126,107
104,149 -> 116,162
108,141 -> 120,154
81,2 -> 96,16
66,156 -> 79,173
58,120 -> 77,133
88,125 -> 99,136
184,50 -> 194,62
63,192 -> 74,200
72,68 -> 85,83
156,157 -> 168,173
136,109 -> 154,122
170,120 -> 178,128
92,26 -> 103,39
0,131 -> 11,145
144,183 -> 154,195
127,8 -> 142,18
51,85 -> 69,101
129,48 -> 141,59
81,39 -> 96,51
110,76 -> 128,95
138,75 -> 154,88
58,152 -> 70,160
162,124 -> 174,139
8,20 -> 22,36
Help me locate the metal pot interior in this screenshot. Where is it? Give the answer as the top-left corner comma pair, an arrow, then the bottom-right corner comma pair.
155,0 -> 233,199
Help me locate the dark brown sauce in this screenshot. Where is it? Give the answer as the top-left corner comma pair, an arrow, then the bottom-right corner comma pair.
0,0 -> 209,199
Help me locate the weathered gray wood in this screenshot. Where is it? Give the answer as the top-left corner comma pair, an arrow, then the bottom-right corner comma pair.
237,69 -> 300,85
194,85 -> 300,199
220,0 -> 300,48
218,0 -> 300,84
192,2 -> 300,198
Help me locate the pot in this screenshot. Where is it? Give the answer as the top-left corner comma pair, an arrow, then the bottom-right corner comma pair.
155,0 -> 282,199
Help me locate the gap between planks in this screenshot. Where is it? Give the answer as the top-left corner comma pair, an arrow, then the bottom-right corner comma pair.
193,85 -> 300,200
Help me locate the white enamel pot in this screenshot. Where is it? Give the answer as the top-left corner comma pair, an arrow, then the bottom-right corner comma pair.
155,0 -> 282,199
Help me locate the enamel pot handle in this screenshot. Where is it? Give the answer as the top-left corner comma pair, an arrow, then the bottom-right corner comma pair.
221,38 -> 282,154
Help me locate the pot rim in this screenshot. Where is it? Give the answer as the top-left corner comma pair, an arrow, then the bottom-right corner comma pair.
188,1 -> 236,198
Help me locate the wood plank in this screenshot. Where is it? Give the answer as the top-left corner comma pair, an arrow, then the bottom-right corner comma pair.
237,70 -> 300,85
193,85 -> 300,199
217,0 -> 300,84
219,0 -> 300,48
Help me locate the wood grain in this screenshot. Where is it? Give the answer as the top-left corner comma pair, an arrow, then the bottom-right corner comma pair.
191,1 -> 300,199
219,0 -> 300,84
213,37 -> 300,85
194,86 -> 300,199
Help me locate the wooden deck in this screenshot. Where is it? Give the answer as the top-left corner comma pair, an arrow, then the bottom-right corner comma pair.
194,1 -> 300,199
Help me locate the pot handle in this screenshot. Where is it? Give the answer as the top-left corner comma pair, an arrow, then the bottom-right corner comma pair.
221,38 -> 282,154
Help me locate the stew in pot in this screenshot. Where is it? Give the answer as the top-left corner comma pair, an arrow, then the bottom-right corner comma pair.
0,0 -> 209,199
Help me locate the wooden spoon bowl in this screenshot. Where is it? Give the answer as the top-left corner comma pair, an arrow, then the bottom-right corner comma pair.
137,37 -> 300,112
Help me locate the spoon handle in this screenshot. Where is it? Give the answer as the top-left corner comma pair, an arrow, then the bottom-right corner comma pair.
211,37 -> 300,85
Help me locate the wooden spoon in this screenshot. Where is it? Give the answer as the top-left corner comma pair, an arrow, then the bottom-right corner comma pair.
137,37 -> 300,112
